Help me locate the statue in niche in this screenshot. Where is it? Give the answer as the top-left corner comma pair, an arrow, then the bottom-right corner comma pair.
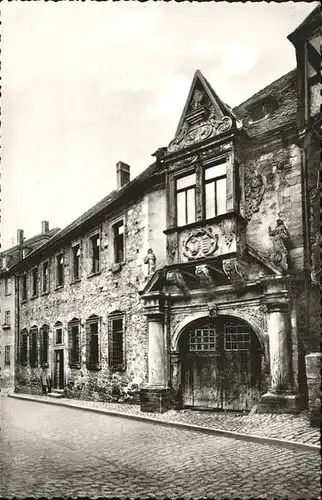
268,219 -> 290,271
144,248 -> 156,276
191,89 -> 204,110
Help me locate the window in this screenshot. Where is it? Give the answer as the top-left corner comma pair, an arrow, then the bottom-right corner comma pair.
40,325 -> 49,366
204,162 -> 227,218
56,253 -> 64,287
4,277 -> 11,296
224,323 -> 251,351
86,315 -> 100,369
21,274 -> 27,301
68,319 -> 81,368
113,221 -> 124,264
189,325 -> 216,352
90,234 -> 100,274
20,330 -> 28,365
4,310 -> 11,326
176,173 -> 196,226
29,327 -> 38,367
72,243 -> 81,281
31,267 -> 38,297
4,346 -> 10,365
55,322 -> 63,344
42,261 -> 49,293
108,314 -> 125,371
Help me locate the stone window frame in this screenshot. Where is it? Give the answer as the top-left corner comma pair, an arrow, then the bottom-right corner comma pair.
20,329 -> 28,366
85,314 -> 102,371
31,265 -> 39,298
29,326 -> 38,367
108,312 -> 126,372
4,276 -> 11,296
87,227 -> 101,278
39,324 -> 49,367
109,215 -> 126,272
21,272 -> 28,302
54,321 -> 64,345
4,345 -> 10,365
68,318 -> 81,369
70,239 -> 82,283
4,309 -> 11,327
41,259 -> 50,295
55,251 -> 65,289
167,150 -> 235,230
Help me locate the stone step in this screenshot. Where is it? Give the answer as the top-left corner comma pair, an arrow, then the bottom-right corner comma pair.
47,391 -> 65,399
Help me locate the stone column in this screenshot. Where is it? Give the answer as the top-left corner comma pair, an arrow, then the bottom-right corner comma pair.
258,300 -> 302,413
140,294 -> 170,413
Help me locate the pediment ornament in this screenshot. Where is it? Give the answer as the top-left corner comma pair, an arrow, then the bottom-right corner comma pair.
183,227 -> 219,261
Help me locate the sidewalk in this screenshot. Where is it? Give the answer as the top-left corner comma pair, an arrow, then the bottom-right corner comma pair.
8,393 -> 320,451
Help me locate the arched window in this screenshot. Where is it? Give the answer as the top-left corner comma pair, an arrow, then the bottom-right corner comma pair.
68,318 -> 81,368
40,324 -> 49,366
20,329 -> 28,366
86,315 -> 101,370
29,326 -> 38,367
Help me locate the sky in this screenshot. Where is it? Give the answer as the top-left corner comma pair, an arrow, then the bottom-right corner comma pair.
1,1 -> 316,250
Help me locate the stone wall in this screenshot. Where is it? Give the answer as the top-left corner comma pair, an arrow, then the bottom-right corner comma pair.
15,189 -> 167,402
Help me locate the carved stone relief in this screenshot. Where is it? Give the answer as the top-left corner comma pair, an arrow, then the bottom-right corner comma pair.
244,169 -> 266,220
268,219 -> 290,271
218,218 -> 236,248
195,264 -> 214,288
182,227 -> 219,261
241,305 -> 267,332
222,258 -> 246,287
166,270 -> 188,293
168,114 -> 233,153
171,155 -> 198,169
167,236 -> 177,265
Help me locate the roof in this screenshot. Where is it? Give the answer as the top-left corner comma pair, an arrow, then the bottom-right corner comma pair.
11,161 -> 162,270
288,5 -> 320,43
233,69 -> 298,138
1,228 -> 60,257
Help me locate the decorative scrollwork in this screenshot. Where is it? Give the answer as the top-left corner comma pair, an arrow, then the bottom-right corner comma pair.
218,218 -> 236,248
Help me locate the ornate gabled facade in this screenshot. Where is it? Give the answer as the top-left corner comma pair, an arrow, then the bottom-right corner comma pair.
10,7 -> 320,416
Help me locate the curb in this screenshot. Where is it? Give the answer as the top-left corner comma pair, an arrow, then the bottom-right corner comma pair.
8,393 -> 320,453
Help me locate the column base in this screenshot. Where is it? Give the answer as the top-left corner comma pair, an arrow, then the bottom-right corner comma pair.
140,387 -> 171,413
257,392 -> 303,414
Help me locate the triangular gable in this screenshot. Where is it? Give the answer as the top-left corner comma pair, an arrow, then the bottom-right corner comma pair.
168,70 -> 237,154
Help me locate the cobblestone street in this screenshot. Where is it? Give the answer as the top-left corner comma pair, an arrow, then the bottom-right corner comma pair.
0,397 -> 320,499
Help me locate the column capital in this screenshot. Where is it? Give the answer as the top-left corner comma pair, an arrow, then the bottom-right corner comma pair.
264,299 -> 289,313
142,292 -> 165,319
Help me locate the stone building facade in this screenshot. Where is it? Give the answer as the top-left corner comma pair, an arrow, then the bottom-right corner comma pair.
0,223 -> 59,393
11,7 -> 320,413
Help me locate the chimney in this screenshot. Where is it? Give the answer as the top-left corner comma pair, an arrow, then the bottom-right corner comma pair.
17,229 -> 24,245
116,161 -> 130,190
41,221 -> 50,233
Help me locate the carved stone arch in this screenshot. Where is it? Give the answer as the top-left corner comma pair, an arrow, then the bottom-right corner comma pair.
171,310 -> 267,356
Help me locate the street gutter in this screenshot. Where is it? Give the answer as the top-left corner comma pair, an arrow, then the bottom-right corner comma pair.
7,393 -> 320,453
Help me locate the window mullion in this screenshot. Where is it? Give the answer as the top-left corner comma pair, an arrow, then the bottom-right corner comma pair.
195,163 -> 203,220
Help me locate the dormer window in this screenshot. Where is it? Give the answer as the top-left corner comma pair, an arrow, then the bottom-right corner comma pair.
249,99 -> 275,123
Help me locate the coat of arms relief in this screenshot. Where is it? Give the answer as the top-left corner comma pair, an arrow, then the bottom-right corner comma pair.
182,227 -> 219,261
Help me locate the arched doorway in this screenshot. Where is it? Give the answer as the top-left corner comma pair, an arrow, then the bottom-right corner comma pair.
179,316 -> 265,411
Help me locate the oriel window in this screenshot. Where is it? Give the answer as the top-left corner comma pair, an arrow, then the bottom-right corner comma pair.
31,267 -> 39,297
204,162 -> 227,219
72,244 -> 81,280
56,254 -> 64,287
113,221 -> 124,264
176,173 -> 196,226
90,235 -> 100,274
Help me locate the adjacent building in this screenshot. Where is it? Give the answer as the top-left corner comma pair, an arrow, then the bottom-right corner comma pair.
0,223 -> 60,393
8,7 -> 320,413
